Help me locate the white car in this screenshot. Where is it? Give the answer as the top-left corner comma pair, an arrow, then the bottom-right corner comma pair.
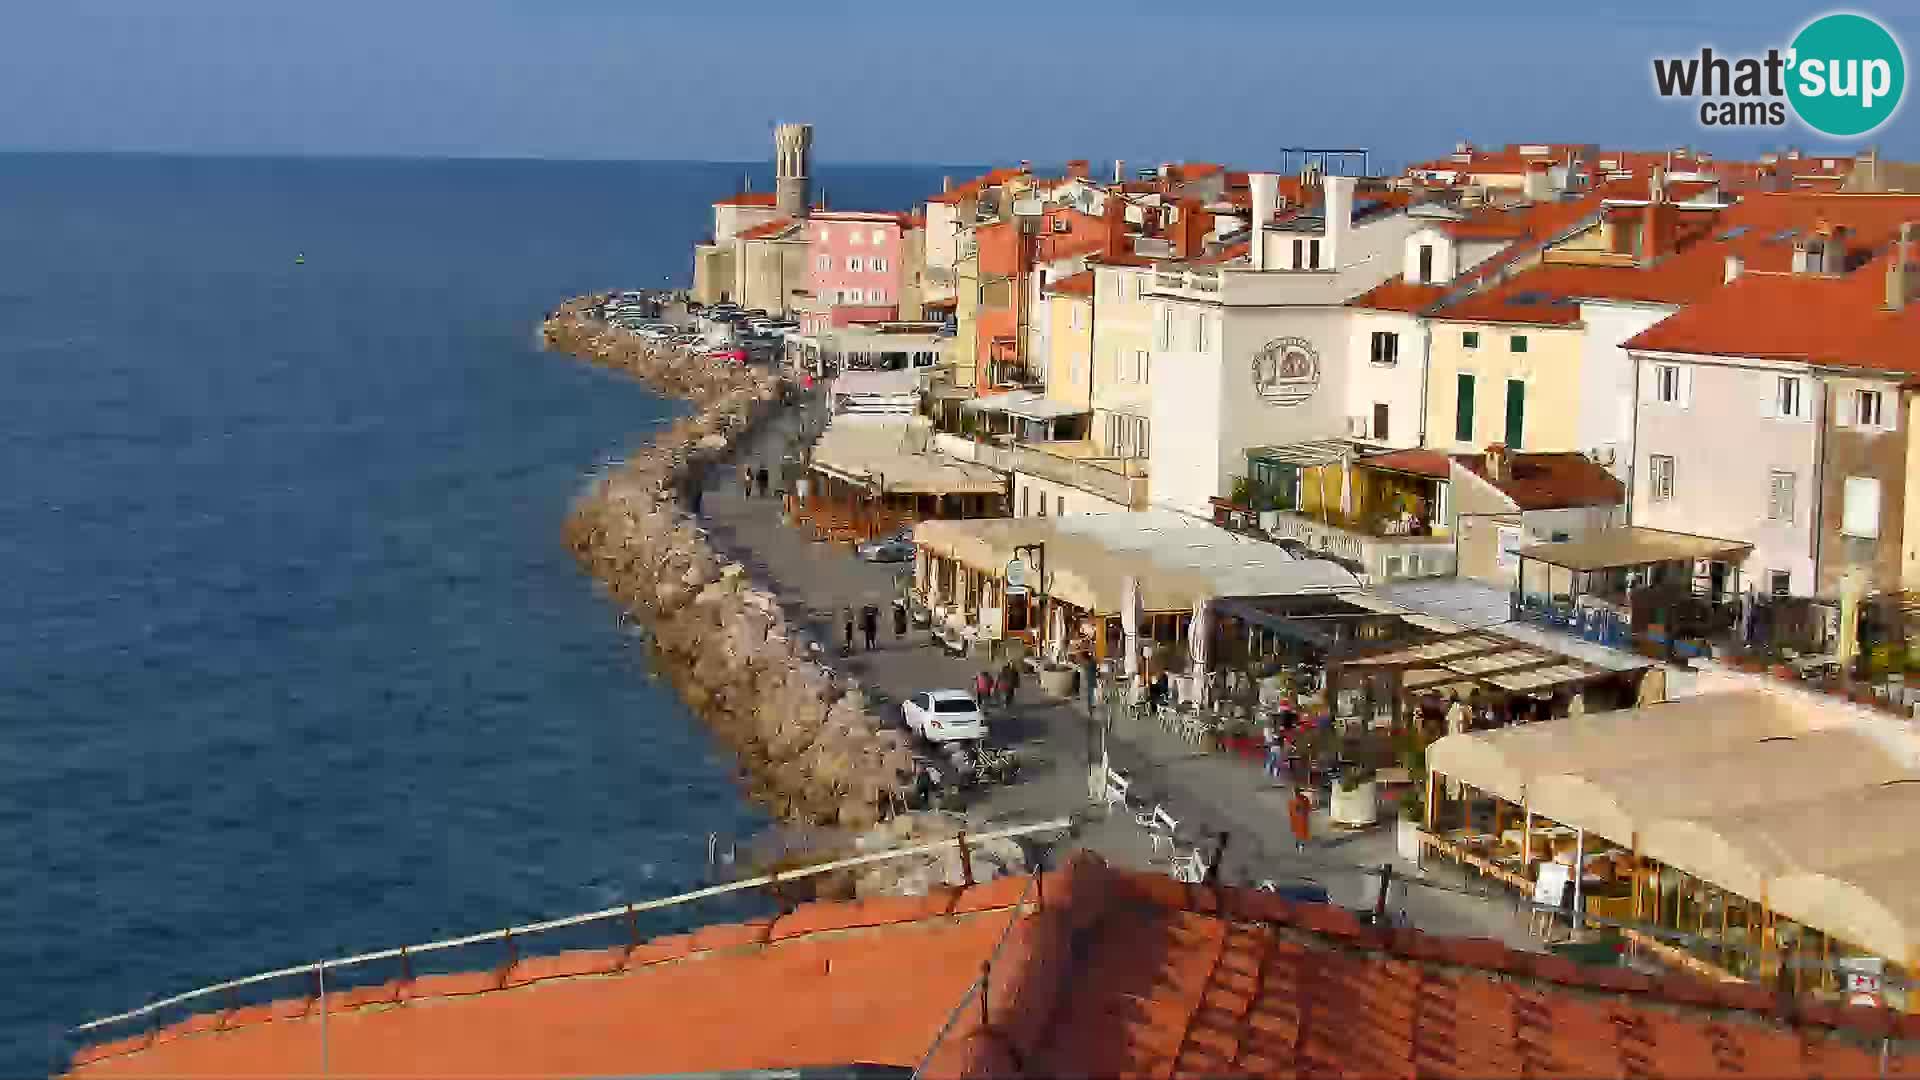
902,690 -> 988,743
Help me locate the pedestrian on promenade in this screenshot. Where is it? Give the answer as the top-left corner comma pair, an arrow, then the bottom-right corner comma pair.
1288,788 -> 1313,855
740,464 -> 753,499
1263,724 -> 1283,782
842,606 -> 856,655
994,667 -> 1012,709
755,465 -> 769,498
892,599 -> 908,639
1006,661 -> 1022,702
975,670 -> 994,707
860,603 -> 879,651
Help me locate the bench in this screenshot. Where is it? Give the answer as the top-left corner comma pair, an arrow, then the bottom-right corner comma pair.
1102,766 -> 1131,812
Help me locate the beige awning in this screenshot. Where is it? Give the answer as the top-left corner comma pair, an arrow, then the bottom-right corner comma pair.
1770,857 -> 1920,966
812,421 -> 1006,496
1639,783 -> 1920,902
1515,526 -> 1751,572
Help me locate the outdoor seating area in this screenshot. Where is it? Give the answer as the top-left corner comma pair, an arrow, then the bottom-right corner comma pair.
1511,527 -> 1752,662
1421,690 -> 1920,1007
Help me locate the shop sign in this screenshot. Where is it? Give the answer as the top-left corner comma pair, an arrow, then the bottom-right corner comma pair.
1004,558 -> 1028,594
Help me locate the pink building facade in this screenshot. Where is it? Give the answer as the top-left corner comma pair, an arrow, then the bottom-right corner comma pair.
802,212 -> 906,333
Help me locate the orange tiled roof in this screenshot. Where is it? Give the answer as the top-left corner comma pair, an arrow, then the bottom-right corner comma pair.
1349,277 -> 1449,314
1627,256 -> 1920,374
1357,448 -> 1454,478
1089,250 -> 1155,267
713,191 -> 778,207
926,167 -> 1028,205
735,217 -> 797,241
1454,450 -> 1627,510
67,855 -> 1920,1080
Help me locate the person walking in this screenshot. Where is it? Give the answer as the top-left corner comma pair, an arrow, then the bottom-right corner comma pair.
842,606 -> 856,655
994,666 -> 1012,710
755,465 -> 769,498
1288,788 -> 1313,855
1263,724 -> 1283,782
740,464 -> 753,499
975,670 -> 994,708
860,603 -> 879,652
1006,661 -> 1022,703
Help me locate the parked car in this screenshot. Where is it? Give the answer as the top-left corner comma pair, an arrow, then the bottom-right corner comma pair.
1256,878 -> 1331,905
706,347 -> 749,365
856,534 -> 915,563
902,690 -> 988,743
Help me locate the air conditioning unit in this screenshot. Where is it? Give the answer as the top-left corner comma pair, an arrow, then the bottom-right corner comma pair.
1347,415 -> 1371,438
1052,219 -> 1070,233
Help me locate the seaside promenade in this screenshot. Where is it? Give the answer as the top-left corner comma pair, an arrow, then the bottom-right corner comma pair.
698,386 -> 1540,951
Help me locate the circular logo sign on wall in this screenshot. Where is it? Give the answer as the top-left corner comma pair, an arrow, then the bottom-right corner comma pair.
1251,337 -> 1321,407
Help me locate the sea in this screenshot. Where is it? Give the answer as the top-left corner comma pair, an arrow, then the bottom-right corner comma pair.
0,153 -> 955,1076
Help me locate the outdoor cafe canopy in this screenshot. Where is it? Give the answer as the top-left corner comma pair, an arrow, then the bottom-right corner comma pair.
1428,689 -> 1920,967
810,419 -> 1006,496
1513,526 -> 1752,572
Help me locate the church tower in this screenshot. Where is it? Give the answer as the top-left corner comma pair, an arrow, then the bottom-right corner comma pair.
774,123 -> 813,219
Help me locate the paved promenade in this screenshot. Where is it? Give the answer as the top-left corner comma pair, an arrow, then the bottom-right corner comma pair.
694,388 -> 1538,950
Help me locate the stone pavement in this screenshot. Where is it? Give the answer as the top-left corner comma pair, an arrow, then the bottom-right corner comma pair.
692,388 -> 1539,950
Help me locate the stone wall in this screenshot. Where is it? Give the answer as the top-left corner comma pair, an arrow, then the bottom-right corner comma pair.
544,297 -> 914,829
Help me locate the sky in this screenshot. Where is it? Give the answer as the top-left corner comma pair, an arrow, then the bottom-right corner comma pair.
0,0 -> 1914,169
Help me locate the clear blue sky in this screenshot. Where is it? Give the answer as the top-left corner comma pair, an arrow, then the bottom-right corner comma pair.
2,1 -> 1913,168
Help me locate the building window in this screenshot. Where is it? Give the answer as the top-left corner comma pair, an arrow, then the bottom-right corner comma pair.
845,288 -> 863,304
1842,475 -> 1881,538
1767,470 -> 1796,522
1309,239 -> 1321,268
1654,363 -> 1683,404
1370,331 -> 1399,366
1154,309 -> 1171,350
870,228 -> 885,245
1133,276 -> 1146,300
871,257 -> 887,273
870,289 -> 886,304
1195,313 -> 1211,351
1463,331 -> 1480,349
1455,373 -> 1476,443
1037,493 -> 1047,517
1372,403 -> 1390,441
816,255 -> 830,271
1021,488 -> 1030,517
1057,496 -> 1065,516
1769,569 -> 1791,597
1775,375 -> 1804,419
1510,334 -> 1528,353
1418,244 -> 1434,283
1138,351 -> 1151,384
848,256 -> 864,272
850,230 -> 863,245
1505,379 -> 1525,448
1292,239 -> 1304,268
1856,388 -> 1884,427
1648,454 -> 1676,501
817,227 -> 831,243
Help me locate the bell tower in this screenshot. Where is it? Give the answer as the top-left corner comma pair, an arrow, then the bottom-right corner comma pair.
775,123 -> 813,219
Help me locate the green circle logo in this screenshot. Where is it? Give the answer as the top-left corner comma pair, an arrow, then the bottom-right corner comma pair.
1788,13 -> 1905,137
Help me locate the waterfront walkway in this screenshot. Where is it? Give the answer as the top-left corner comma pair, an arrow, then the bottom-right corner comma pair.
696,389 -> 1538,950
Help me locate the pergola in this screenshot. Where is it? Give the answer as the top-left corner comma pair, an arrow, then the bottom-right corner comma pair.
1335,628 -> 1627,729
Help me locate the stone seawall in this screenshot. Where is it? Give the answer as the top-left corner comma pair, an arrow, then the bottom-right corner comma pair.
544,297 -> 913,829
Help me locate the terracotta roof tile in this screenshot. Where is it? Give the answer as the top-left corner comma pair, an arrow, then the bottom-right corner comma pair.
713,191 -> 778,207
67,855 -> 1920,1080
1453,450 -> 1625,510
1350,276 -> 1449,314
1358,448 -> 1453,479
734,216 -> 797,241
1043,269 -> 1094,296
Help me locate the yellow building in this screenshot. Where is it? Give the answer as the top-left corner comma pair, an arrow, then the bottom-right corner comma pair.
1042,271 -> 1094,410
1422,312 -> 1584,455
1089,258 -> 1156,459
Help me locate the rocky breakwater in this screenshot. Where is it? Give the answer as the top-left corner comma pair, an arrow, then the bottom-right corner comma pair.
545,298 -> 915,830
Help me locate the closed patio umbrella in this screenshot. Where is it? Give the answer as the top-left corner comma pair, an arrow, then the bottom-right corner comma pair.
1122,575 -> 1142,680
1190,595 -> 1214,709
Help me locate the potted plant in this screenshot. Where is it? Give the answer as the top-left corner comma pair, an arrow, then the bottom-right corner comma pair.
1330,764 -> 1379,827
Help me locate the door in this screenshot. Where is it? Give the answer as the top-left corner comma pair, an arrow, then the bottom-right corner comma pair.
1455,374 -> 1476,443
1504,379 -> 1526,449
1418,244 -> 1434,284
1372,403 -> 1390,442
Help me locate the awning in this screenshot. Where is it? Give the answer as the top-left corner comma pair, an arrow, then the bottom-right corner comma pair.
1356,449 -> 1453,479
1247,439 -> 1354,468
961,391 -> 1088,421
810,420 -> 1006,496
1516,526 -> 1752,572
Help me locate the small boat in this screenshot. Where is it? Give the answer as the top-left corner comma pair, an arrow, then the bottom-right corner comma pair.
295,252 -> 306,265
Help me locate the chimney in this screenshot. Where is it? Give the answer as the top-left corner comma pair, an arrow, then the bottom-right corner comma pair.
1484,443 -> 1511,483
1066,159 -> 1090,180
1725,254 -> 1745,283
1248,173 -> 1280,270
1322,175 -> 1357,269
1523,164 -> 1551,203
942,175 -> 953,193
1018,160 -> 1031,173
1113,159 -> 1125,184
1172,197 -> 1207,259
1889,224 -> 1914,311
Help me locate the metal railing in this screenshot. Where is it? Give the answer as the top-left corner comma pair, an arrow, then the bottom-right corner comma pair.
911,870 -> 1042,1079
74,817 -> 1074,1037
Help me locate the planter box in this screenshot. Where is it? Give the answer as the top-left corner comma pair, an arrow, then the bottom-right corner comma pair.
1396,817 -> 1424,863
1037,666 -> 1078,698
1330,780 -> 1379,828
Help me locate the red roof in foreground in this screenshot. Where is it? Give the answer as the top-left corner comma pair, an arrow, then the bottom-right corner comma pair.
68,854 -> 1918,1080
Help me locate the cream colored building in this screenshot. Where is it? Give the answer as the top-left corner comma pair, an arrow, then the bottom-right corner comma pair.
1042,277 -> 1094,411
1090,260 -> 1156,460
1423,319 -> 1585,455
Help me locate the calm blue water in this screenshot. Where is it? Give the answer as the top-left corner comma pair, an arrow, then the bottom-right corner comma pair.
0,153 -> 952,1075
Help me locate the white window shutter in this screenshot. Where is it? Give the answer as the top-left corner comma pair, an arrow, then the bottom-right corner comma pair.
1760,374 -> 1777,419
1843,476 -> 1882,538
1679,366 -> 1693,409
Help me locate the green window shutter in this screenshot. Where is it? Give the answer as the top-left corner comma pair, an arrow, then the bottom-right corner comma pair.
1510,334 -> 1528,353
1463,331 -> 1480,349
1505,379 -> 1526,448
1455,373 -> 1476,443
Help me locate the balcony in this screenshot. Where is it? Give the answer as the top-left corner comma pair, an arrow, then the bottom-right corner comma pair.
931,434 -> 1149,509
1252,510 -> 1454,582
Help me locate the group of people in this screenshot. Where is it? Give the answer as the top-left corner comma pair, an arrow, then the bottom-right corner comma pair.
738,463 -> 770,499
841,603 -> 886,654
972,663 -> 1022,709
